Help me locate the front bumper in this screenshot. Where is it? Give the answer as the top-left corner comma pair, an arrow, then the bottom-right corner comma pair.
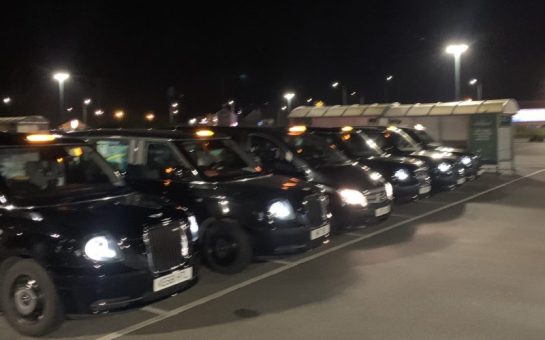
252,221 -> 331,256
52,261 -> 197,315
393,182 -> 432,201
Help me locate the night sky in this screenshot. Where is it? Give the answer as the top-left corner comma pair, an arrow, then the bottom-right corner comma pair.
1,1 -> 545,125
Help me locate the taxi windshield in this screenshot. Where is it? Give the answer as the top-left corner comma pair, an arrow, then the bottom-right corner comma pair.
0,145 -> 126,205
389,129 -> 422,152
178,139 -> 260,180
328,132 -> 384,157
411,129 -> 436,145
284,133 -> 349,166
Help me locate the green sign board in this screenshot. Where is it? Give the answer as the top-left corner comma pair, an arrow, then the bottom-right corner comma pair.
469,114 -> 498,163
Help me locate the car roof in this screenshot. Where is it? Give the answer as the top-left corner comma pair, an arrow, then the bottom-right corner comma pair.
67,128 -> 231,140
0,132 -> 86,147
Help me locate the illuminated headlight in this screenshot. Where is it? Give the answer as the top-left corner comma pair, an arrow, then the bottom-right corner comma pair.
337,189 -> 368,207
180,225 -> 190,257
369,171 -> 382,181
437,162 -> 452,173
268,200 -> 295,220
461,156 -> 472,166
384,182 -> 394,200
393,169 -> 410,181
84,235 -> 122,262
188,215 -> 199,241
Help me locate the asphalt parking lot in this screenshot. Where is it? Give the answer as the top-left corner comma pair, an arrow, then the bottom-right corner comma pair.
3,142 -> 545,340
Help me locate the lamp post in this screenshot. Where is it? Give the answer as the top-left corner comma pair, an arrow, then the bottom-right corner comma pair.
445,44 -> 468,100
82,98 -> 91,124
170,102 -> 179,125
283,92 -> 295,113
53,72 -> 70,123
331,81 -> 348,105
385,75 -> 393,102
469,78 -> 483,100
228,100 -> 235,113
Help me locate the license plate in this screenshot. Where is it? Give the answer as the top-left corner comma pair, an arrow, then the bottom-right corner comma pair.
375,205 -> 391,217
310,224 -> 330,240
418,185 -> 431,194
457,177 -> 466,185
153,267 -> 193,292
477,168 -> 485,176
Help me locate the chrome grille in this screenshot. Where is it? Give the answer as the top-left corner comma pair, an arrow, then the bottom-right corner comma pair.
143,221 -> 187,274
414,167 -> 431,185
365,187 -> 388,204
304,194 -> 329,227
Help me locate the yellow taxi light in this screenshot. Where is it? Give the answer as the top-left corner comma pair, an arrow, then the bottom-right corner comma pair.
195,129 -> 214,137
26,134 -> 57,142
341,126 -> 353,132
288,125 -> 307,135
386,126 -> 399,132
69,147 -> 83,157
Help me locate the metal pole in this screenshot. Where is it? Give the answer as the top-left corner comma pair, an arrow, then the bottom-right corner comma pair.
58,82 -> 65,123
82,104 -> 88,124
477,83 -> 483,100
454,53 -> 461,100
287,98 -> 292,113
341,85 -> 347,105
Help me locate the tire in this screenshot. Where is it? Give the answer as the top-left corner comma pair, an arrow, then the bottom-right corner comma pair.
0,259 -> 64,337
202,222 -> 252,274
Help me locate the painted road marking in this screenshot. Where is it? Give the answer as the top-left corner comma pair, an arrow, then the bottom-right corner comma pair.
96,169 -> 545,340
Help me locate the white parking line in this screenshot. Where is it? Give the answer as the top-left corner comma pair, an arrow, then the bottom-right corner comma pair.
96,168 -> 545,340
391,213 -> 415,218
345,232 -> 364,237
141,306 -> 169,316
270,259 -> 293,265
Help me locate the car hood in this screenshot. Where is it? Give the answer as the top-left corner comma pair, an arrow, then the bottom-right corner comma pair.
358,155 -> 426,172
311,163 -> 385,191
24,193 -> 185,240
408,149 -> 460,165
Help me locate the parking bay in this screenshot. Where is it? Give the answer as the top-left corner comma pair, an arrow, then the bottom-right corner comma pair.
2,142 -> 545,340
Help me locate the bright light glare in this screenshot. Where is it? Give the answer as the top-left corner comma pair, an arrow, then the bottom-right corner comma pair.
394,169 -> 410,181
337,189 -> 367,207
306,98 -> 313,103
370,172 -> 382,181
188,118 -> 197,125
341,126 -> 353,132
469,78 -> 478,85
188,215 -> 199,241
70,119 -> 79,130
114,110 -> 124,119
331,82 -> 339,88
195,129 -> 214,137
171,102 -> 179,108
84,236 -> 119,262
385,182 -> 394,200
446,44 -> 469,55
386,75 -> 393,81
53,72 -> 70,82
84,98 -> 91,105
228,100 -> 235,105
26,134 -> 57,142
145,113 -> 155,121
268,200 -> 295,220
414,123 -> 425,131
461,156 -> 472,166
437,162 -> 452,172
2,97 -> 11,104
94,109 -> 104,116
288,125 -> 307,134
284,92 -> 295,100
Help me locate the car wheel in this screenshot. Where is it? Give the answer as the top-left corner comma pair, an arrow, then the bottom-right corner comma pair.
203,222 -> 252,274
0,259 -> 64,337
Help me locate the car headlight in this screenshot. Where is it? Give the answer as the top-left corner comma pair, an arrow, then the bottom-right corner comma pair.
337,189 -> 368,207
188,215 -> 199,242
437,162 -> 452,173
84,235 -> 122,262
385,182 -> 394,200
461,156 -> 472,166
268,200 -> 295,220
180,223 -> 190,257
393,169 -> 410,181
369,171 -> 382,181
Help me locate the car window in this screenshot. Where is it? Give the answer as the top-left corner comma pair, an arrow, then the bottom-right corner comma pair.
283,133 -> 348,166
249,136 -> 284,166
145,143 -> 181,170
95,139 -> 129,173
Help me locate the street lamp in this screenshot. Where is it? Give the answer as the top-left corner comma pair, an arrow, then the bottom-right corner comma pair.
385,75 -> 394,102
331,81 -> 347,105
114,110 -> 124,120
94,109 -> 104,116
228,99 -> 235,113
283,92 -> 295,113
145,112 -> 155,122
445,44 -> 469,100
469,78 -> 483,100
2,97 -> 11,104
53,72 -> 70,122
306,98 -> 313,103
386,75 -> 393,81
82,98 -> 91,124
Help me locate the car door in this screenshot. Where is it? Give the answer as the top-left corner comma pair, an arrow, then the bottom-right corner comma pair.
247,134 -> 303,177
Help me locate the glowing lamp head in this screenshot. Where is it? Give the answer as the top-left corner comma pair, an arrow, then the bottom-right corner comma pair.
288,125 -> 307,135
445,44 -> 469,55
283,93 -> 295,101
195,129 -> 214,137
53,72 -> 70,82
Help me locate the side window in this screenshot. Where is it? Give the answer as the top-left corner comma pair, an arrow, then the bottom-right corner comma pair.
95,139 -> 129,173
145,143 -> 180,171
249,136 -> 284,167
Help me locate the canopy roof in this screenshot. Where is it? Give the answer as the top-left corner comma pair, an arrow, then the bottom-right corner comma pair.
289,99 -> 519,118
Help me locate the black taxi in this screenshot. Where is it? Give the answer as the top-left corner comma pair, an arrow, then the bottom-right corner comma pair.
359,126 -> 467,190
0,133 -> 197,336
310,127 -> 432,201
212,126 -> 394,230
69,128 -> 331,274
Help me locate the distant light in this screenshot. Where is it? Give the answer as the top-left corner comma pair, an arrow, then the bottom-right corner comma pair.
283,92 -> 295,100
469,78 -> 478,85
145,112 -> 155,122
114,110 -> 125,120
315,100 -> 325,108
2,97 -> 11,104
513,109 -> 545,123
288,125 -> 307,135
173,109 -> 179,114
228,100 -> 235,105
306,98 -> 313,103
341,126 -> 353,132
446,44 -> 469,55
386,75 -> 393,81
53,72 -> 70,82
350,91 -> 357,96
171,102 -> 179,108
83,98 -> 91,105
331,81 -> 339,88
188,118 -> 197,126
94,109 -> 104,116
70,119 -> 80,130
66,107 -> 73,112
414,123 -> 425,131
281,106 -> 288,111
